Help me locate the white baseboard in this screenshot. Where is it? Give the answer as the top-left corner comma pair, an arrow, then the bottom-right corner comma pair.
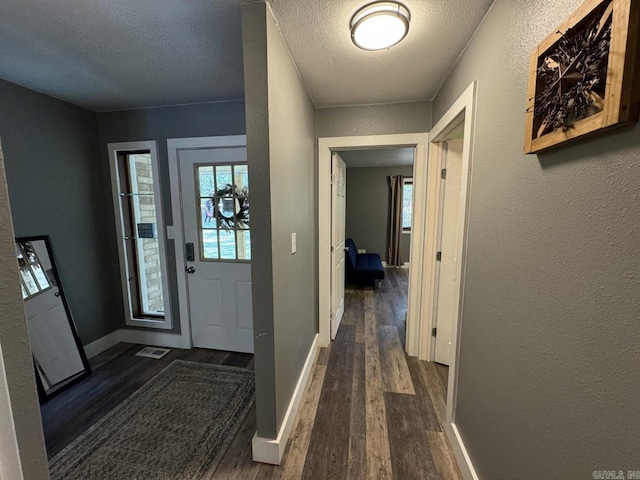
83,330 -> 122,359
83,329 -> 188,359
445,423 -> 479,480
252,333 -> 319,465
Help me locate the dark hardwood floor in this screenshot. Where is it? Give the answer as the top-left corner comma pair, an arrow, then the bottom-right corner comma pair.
41,267 -> 459,479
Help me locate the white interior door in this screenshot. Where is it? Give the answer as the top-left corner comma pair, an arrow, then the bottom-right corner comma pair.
330,152 -> 347,340
24,289 -> 84,387
434,138 -> 464,365
178,146 -> 254,353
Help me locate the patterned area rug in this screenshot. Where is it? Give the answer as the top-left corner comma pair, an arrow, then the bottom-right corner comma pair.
49,360 -> 255,480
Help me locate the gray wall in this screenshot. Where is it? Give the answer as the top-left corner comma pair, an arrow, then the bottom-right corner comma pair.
346,166 -> 412,262
0,143 -> 50,479
0,79 -> 120,345
242,2 -> 317,439
433,0 -> 640,477
317,101 -> 432,138
97,100 -> 246,334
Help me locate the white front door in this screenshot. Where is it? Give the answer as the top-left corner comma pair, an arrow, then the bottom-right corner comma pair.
331,152 -> 347,339
434,138 -> 464,365
178,145 -> 254,353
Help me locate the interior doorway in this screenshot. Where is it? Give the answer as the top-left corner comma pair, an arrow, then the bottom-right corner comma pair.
432,126 -> 464,366
330,152 -> 347,339
422,82 -> 477,479
317,134 -> 429,351
333,146 -> 416,340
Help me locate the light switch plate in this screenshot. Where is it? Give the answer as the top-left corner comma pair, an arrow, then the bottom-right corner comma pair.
291,233 -> 296,254
166,225 -> 175,240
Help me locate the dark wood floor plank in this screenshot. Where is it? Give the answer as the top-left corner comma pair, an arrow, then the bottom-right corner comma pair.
301,325 -> 356,480
212,404 -> 261,480
427,431 -> 463,480
254,463 -> 279,480
222,352 -> 254,368
375,276 -> 407,329
364,290 -> 393,479
406,357 -> 443,432
315,346 -> 330,366
347,340 -> 366,479
378,325 -> 415,395
374,290 -> 395,326
434,362 -> 449,396
420,361 -> 448,429
342,287 -> 363,327
385,392 -> 440,480
280,365 -> 326,480
88,342 -> 137,370
176,347 -> 230,365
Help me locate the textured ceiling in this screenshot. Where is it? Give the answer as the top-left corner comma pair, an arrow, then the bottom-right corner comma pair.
0,0 -> 493,111
339,148 -> 414,168
0,0 -> 245,111
269,0 -> 494,107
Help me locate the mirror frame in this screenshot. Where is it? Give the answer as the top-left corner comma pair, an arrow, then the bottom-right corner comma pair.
16,235 -> 91,402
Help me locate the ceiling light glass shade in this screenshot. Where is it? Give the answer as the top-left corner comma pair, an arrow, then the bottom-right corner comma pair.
350,1 -> 411,51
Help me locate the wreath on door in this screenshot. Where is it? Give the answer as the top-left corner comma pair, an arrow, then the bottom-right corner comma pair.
209,184 -> 249,231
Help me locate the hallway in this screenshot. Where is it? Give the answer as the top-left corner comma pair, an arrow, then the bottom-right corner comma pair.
219,268 -> 461,479
41,269 -> 460,479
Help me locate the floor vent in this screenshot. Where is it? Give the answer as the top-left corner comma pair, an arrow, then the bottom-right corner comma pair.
135,346 -> 171,359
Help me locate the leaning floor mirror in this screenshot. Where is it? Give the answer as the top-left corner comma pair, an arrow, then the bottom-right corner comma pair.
16,236 -> 91,401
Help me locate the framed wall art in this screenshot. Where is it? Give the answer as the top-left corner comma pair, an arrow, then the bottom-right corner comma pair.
524,0 -> 640,154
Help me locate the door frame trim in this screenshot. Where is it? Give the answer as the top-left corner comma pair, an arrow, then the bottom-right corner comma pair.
107,141 -> 172,330
317,133 -> 429,352
330,152 -> 346,340
167,135 -> 247,349
428,82 -> 479,480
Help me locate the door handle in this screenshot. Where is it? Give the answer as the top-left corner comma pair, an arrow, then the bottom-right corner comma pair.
185,266 -> 196,274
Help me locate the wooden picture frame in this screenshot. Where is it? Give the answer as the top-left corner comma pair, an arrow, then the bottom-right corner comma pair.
524,0 -> 640,154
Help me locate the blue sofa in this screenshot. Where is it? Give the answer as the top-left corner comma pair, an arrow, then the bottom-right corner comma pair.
345,238 -> 385,287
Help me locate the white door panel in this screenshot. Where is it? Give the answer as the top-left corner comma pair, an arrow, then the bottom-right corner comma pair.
434,139 -> 464,365
25,289 -> 84,386
331,152 -> 347,339
178,146 -> 254,353
236,280 -> 254,331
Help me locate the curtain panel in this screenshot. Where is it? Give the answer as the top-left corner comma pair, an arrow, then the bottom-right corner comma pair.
386,175 -> 404,267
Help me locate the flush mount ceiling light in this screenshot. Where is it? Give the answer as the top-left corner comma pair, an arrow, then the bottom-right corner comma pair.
350,1 -> 411,51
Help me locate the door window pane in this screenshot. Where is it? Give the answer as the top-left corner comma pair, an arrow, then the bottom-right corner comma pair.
16,241 -> 52,299
234,165 -> 249,190
199,166 -> 214,196
201,198 -> 216,227
196,163 -> 250,261
219,229 -> 237,260
215,165 -> 233,191
31,263 -> 50,290
402,180 -> 413,230
21,269 -> 39,296
237,230 -> 251,260
202,230 -> 220,259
